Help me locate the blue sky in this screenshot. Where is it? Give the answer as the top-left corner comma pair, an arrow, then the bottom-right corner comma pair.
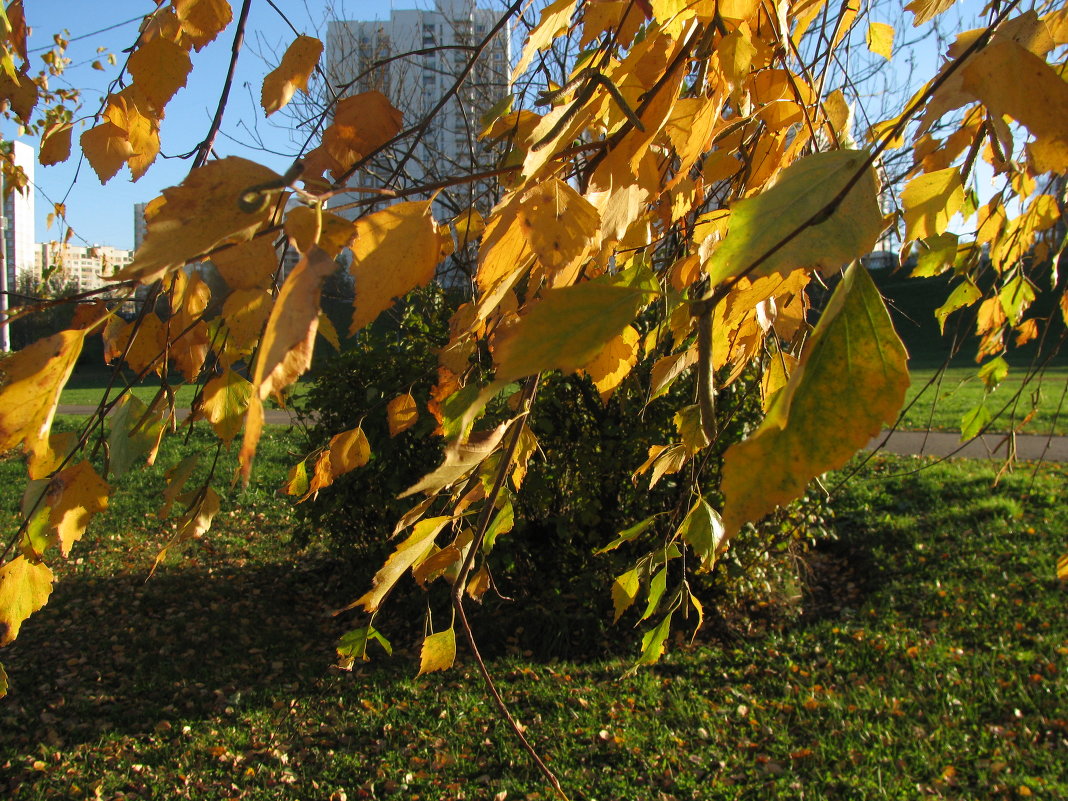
4,0 -> 991,251
4,0 -> 397,249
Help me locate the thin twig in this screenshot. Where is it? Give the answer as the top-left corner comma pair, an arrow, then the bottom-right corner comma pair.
194,0 -> 254,168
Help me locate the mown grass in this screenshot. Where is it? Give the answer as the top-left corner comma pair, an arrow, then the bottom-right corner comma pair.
902,365 -> 1068,435
1,429 -> 1066,800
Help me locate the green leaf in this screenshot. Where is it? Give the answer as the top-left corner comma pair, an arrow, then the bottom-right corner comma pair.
492,261 -> 659,382
353,517 -> 451,612
720,263 -> 909,538
108,394 -> 165,478
960,403 -> 991,440
336,625 -> 392,669
706,150 -> 883,286
483,500 -> 514,552
633,612 -> 673,669
596,517 -> 656,555
677,498 -> 725,571
641,567 -> 668,621
935,279 -> 982,334
911,232 -> 958,278
611,567 -> 641,622
673,405 -> 710,454
978,357 -> 1009,391
998,275 -> 1036,324
418,627 -> 456,675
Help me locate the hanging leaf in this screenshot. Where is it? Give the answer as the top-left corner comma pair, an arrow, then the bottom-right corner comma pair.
720,264 -> 909,538
706,150 -> 883,286
512,0 -> 577,80
677,497 -> 725,571
0,329 -> 85,457
418,627 -> 457,675
327,427 -> 371,475
580,325 -> 640,402
0,556 -> 52,646
128,36 -> 192,110
108,395 -> 166,477
336,625 -> 392,669
350,201 -> 443,333
173,0 -> 233,51
901,168 -> 964,242
905,0 -> 957,27
116,157 -> 281,285
387,393 -> 419,437
493,262 -> 658,382
611,567 -> 641,622
866,22 -> 894,60
352,517 -> 451,612
80,122 -> 134,184
261,35 -> 322,115
200,369 -> 252,441
38,122 -> 73,167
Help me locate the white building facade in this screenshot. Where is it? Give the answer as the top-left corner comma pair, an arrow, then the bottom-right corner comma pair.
4,140 -> 35,291
325,0 -> 510,216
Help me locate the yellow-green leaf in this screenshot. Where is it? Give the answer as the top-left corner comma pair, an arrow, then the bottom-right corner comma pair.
108,394 -> 165,477
720,264 -> 909,538
634,612 -> 672,668
400,420 -> 513,498
611,567 -> 640,622
350,201 -> 442,333
201,368 -> 252,441
493,262 -> 658,383
418,627 -> 457,675
677,497 -> 725,571
353,517 -> 451,612
261,35 -> 322,115
935,278 -> 982,334
0,556 -> 52,646
901,168 -> 964,242
706,150 -> 883,286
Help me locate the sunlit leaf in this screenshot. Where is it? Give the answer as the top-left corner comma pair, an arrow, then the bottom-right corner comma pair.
633,612 -> 672,668
328,427 -> 370,476
935,278 -> 982,334
611,567 -> 641,622
353,517 -> 451,612
706,150 -> 883,286
116,157 -> 281,285
580,325 -> 640,402
721,264 -> 909,537
866,22 -> 894,60
387,393 -> 419,437
108,394 -> 166,477
677,497 -> 725,571
38,122 -> 72,167
128,35 -> 191,110
261,35 -> 322,115
512,0 -> 577,80
173,0 -> 232,51
350,201 -> 442,333
200,369 -> 252,441
0,329 -> 85,457
80,121 -> 134,184
901,168 -> 964,242
336,625 -> 391,669
596,517 -> 656,555
905,0 -> 957,27
418,627 -> 457,675
0,556 -> 52,646
493,261 -> 658,382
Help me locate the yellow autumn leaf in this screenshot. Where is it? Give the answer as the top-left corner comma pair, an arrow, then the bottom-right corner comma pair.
353,517 -> 451,612
103,88 -> 161,181
580,325 -> 640,402
706,150 -> 883,286
174,0 -> 232,51
518,178 -> 600,274
239,247 -> 335,477
0,329 -> 85,457
30,461 -> 110,558
350,200 -> 442,333
128,35 -> 191,110
493,262 -> 658,383
901,168 -> 964,242
453,207 -> 485,248
38,122 -> 72,166
401,420 -> 514,498
906,0 -> 957,27
284,206 -> 356,257
512,0 -> 577,80
961,39 -> 1068,173
115,157 -> 281,285
328,427 -> 371,476
720,264 -> 909,538
307,91 -> 403,180
200,368 -> 252,441
213,239 -> 276,292
220,289 -> 273,359
251,246 -> 336,402
0,66 -> 37,122
261,35 -> 322,115
387,394 -> 419,437
866,22 -> 894,60
1057,553 -> 1068,582
80,121 -> 134,184
418,627 -> 457,675
0,556 -> 52,646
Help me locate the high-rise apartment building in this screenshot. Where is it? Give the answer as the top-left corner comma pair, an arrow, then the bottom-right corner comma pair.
3,140 -> 35,292
325,0 -> 510,217
34,243 -> 135,293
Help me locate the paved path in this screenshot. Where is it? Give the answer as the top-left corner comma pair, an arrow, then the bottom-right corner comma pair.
56,405 -> 1068,462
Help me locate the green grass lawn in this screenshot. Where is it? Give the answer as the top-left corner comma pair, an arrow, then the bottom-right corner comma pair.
59,367 -> 309,409
1,422 -> 1065,800
901,365 -> 1068,436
